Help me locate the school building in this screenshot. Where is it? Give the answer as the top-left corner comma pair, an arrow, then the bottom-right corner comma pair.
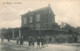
21,4 -> 56,30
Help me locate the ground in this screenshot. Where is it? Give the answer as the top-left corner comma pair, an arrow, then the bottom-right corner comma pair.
0,39 -> 80,51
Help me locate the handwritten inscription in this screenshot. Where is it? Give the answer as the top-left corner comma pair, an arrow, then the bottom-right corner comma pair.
3,2 -> 22,4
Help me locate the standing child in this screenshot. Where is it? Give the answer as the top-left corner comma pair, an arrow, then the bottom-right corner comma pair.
41,36 -> 44,48
1,36 -> 4,42
37,36 -> 40,47
32,37 -> 35,47
28,36 -> 31,47
20,36 -> 24,46
16,36 -> 20,45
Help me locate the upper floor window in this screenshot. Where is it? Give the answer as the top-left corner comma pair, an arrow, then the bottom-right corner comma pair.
23,17 -> 27,24
29,16 -> 33,23
36,14 -> 40,22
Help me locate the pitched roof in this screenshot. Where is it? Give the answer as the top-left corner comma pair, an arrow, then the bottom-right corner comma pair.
30,6 -> 50,13
22,5 -> 55,16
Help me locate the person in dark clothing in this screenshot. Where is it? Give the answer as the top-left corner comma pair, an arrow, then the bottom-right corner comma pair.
41,36 -> 44,47
49,36 -> 52,43
44,35 -> 48,47
32,37 -> 35,47
1,36 -> 4,42
7,35 -> 10,42
28,36 -> 31,47
20,36 -> 24,46
74,35 -> 78,43
37,36 -> 40,47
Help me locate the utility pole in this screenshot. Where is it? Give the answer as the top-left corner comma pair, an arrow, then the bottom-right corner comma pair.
19,30 -> 21,38
0,29 -> 1,38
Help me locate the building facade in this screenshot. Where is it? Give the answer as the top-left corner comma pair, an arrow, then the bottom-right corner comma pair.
21,5 -> 55,30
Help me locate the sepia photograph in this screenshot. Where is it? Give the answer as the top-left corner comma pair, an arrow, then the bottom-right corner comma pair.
0,0 -> 80,51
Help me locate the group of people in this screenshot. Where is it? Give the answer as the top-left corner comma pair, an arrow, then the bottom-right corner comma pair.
28,36 -> 48,48
1,35 -> 49,48
16,35 -> 49,48
28,36 -> 35,47
37,36 -> 48,47
16,36 -> 24,46
1,35 -> 10,42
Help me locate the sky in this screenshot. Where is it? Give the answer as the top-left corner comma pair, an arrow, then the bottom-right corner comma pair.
0,0 -> 80,28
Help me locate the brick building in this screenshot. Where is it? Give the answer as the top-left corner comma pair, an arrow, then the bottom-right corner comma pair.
21,5 -> 55,30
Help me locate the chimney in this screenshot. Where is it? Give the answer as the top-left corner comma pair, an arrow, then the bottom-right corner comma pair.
28,10 -> 30,13
48,4 -> 50,7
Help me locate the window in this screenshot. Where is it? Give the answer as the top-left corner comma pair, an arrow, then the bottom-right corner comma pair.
29,16 -> 33,23
36,14 -> 40,22
42,24 -> 48,30
23,17 -> 27,24
29,24 -> 33,30
36,23 -> 40,30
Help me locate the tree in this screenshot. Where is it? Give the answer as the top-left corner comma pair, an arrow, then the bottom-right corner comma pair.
60,23 -> 76,34
52,23 -> 60,30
